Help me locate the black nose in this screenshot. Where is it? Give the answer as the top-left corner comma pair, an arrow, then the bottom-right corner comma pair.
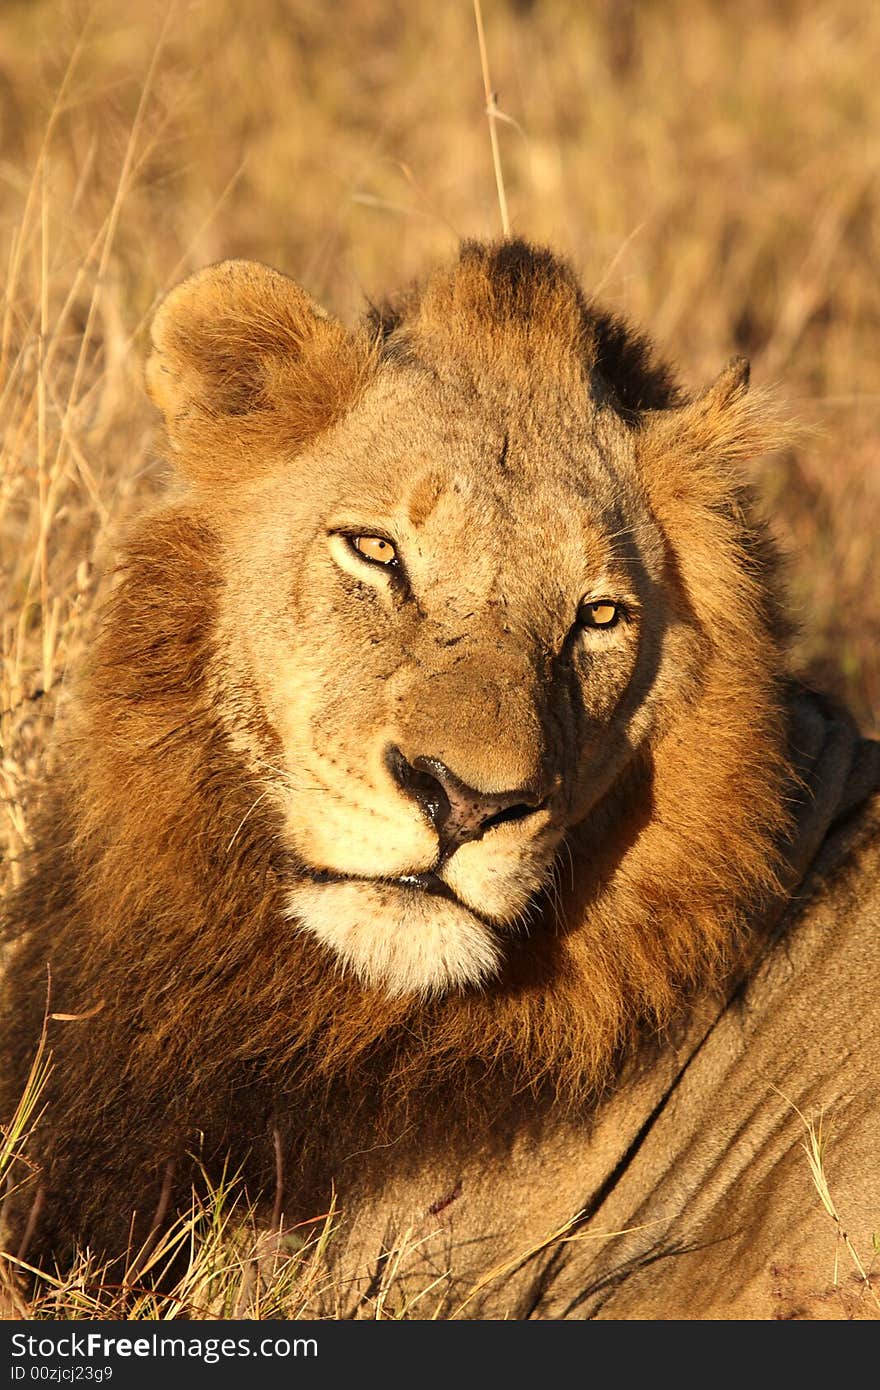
385,745 -> 544,859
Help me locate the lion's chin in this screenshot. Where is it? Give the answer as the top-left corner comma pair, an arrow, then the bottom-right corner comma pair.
286,879 -> 502,997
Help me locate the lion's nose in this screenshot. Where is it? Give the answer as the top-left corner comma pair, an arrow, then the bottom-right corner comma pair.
385,745 -> 545,859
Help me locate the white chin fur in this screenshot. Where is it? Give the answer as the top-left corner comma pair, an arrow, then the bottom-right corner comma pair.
286,880 -> 502,998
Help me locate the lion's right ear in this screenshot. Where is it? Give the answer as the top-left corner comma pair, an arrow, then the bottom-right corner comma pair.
146,260 -> 369,484
638,357 -> 794,513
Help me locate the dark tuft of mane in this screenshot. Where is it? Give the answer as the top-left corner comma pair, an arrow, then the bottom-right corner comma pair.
366,238 -> 684,417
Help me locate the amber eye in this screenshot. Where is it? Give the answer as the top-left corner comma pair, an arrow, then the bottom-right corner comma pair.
350,535 -> 398,566
578,600 -> 620,629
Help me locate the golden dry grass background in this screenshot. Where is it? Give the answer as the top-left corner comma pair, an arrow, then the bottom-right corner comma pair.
2,0 -> 880,894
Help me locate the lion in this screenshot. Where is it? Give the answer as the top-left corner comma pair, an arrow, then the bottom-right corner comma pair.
1,240 -> 878,1319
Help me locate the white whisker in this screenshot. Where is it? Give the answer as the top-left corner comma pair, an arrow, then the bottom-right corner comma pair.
226,788 -> 273,853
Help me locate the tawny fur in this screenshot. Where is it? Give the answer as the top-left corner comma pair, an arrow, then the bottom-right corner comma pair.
2,240 -> 806,1268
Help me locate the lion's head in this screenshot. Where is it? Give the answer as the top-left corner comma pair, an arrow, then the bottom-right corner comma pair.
145,240 -> 791,1012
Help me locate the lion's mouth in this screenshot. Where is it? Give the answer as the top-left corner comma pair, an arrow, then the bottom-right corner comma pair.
288,867 -> 507,995
299,864 -> 518,932
302,865 -> 461,906
290,849 -> 554,993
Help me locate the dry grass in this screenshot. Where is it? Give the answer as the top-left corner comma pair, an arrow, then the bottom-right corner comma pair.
1,0 -> 879,1318
796,1107 -> 880,1316
2,1164 -> 346,1320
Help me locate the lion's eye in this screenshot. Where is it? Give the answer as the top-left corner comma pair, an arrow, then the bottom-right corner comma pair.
350,535 -> 398,566
578,600 -> 620,629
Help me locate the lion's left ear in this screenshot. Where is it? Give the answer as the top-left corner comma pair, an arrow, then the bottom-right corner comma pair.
639,356 -> 792,510
146,260 -> 368,485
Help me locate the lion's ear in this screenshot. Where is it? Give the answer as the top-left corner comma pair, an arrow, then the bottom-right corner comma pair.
146,260 -> 367,484
639,357 -> 792,510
